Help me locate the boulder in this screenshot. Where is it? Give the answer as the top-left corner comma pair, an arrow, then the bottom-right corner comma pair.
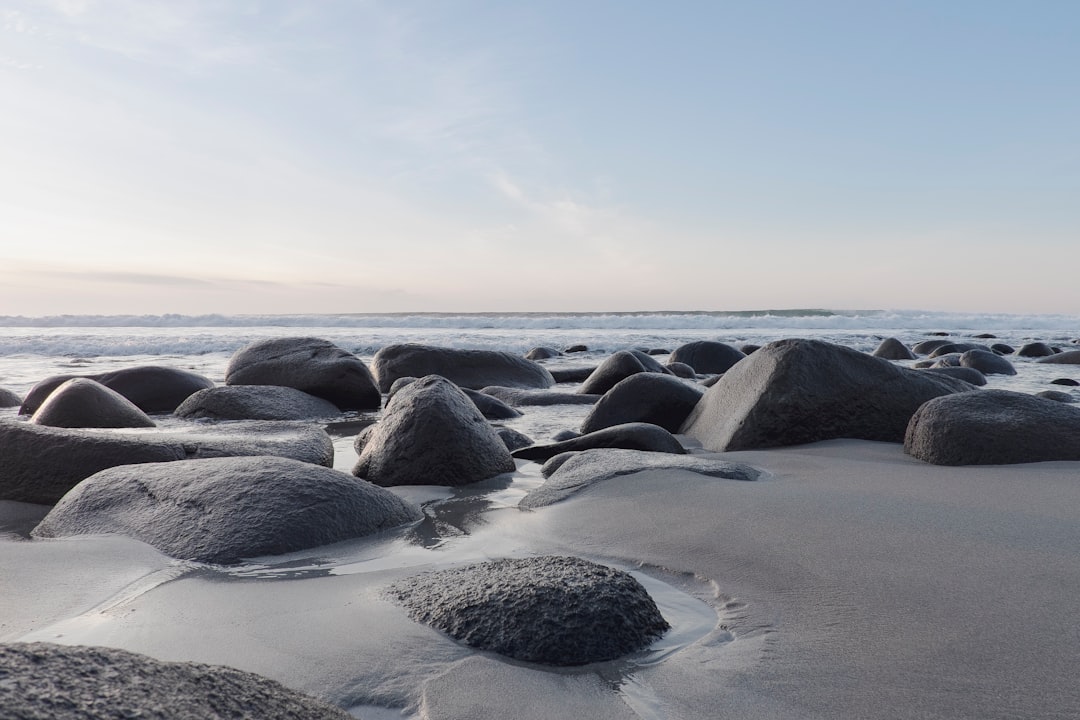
372,344 -> 554,392
0,387 -> 20,408
1037,350 -> 1080,365
628,349 -> 671,375
225,337 -> 380,411
0,643 -> 354,720
30,378 -> 155,429
174,385 -> 341,421
990,343 -> 1015,355
928,343 -> 987,358
495,426 -> 534,452
1035,390 -> 1075,403
681,339 -> 973,452
960,349 -> 1016,376
665,361 -> 697,379
1018,342 -> 1057,358
353,375 -> 515,487
387,377 -> 520,419
580,373 -> 704,434
578,351 -> 649,395
564,344 -> 589,353
524,346 -> 562,360
385,556 -> 669,666
1051,378 -> 1080,386
520,448 -> 760,508
920,366 -> 987,386
20,366 -> 215,415
872,338 -> 917,360
512,423 -> 686,462
739,344 -> 761,355
480,386 -> 600,407
931,354 -> 962,367
0,419 -> 334,505
550,367 -> 597,383
905,389 -> 1080,465
33,456 -> 420,564
912,339 -> 954,355
669,340 -> 746,374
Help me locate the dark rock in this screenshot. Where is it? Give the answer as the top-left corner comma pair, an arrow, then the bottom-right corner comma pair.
372,344 -> 554,392
33,456 -> 420,564
739,344 -> 761,355
578,351 -> 649,395
581,373 -> 704,434
920,366 -> 987,386
550,367 -> 597,383
385,556 -> 669,666
495,426 -> 534,452
352,424 -> 376,456
929,343 -> 986,358
912,339 -> 954,355
0,387 -> 20,408
665,361 -> 697,379
700,374 -> 722,388
905,389 -> 1080,465
871,338 -> 917,361
524,346 -> 562,360
480,386 -> 599,406
669,341 -> 745,374
628,350 -> 672,375
960,349 -> 1016,376
388,377 -> 521,419
912,360 -> 935,369
564,344 -> 589,353
551,429 -> 581,442
1036,350 -> 1080,365
931,354 -> 962,367
974,333 -> 997,339
1035,390 -> 1075,403
174,385 -> 341,421
225,336 -> 380,411
1018,342 -> 1057,358
520,448 -> 760,508
1051,378 -> 1080,386
20,366 -> 215,415
991,343 -> 1015,355
928,331 -> 951,336
30,378 -> 155,429
353,375 -> 515,487
0,643 -> 354,720
646,348 -> 670,356
512,423 -> 685,462
681,339 -> 972,452
0,419 -> 334,505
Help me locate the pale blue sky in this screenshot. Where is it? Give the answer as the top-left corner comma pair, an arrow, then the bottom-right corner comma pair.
2,1 -> 1078,314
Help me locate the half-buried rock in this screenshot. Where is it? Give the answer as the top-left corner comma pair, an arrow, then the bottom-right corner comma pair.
372,344 -> 555,392
175,385 -> 342,421
385,555 -> 670,666
30,378 -> 156,429
512,422 -> 686,462
32,456 -> 421,564
0,642 -> 353,719
353,375 -> 515,486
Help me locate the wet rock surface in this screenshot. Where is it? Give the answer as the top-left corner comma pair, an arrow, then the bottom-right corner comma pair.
20,367 -> 215,415
30,378 -> 156,429
512,422 -> 686,462
372,344 -> 555,392
175,385 -> 342,421
580,373 -> 704,434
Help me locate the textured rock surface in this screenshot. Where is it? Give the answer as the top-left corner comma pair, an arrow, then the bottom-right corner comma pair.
353,375 -> 515,486
0,387 -> 21,408
872,338 -> 917,360
30,378 -> 156,429
669,340 -> 746,374
225,336 -> 381,410
372,344 -> 555,392
0,419 -> 334,505
681,339 -> 973,452
33,456 -> 420,564
385,556 -> 669,666
0,642 -> 353,719
512,423 -> 686,462
174,385 -> 342,421
520,448 -> 760,508
20,367 -> 215,415
580,373 -> 704,434
905,389 -> 1080,465
387,377 -> 521,419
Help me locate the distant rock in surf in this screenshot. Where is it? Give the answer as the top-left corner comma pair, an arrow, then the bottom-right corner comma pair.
0,387 -> 20,408
1018,342 -> 1057,357
959,348 -> 1016,376
1036,350 -> 1080,365
524,346 -> 562,360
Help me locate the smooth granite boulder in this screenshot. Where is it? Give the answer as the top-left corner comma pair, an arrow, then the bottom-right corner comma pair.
905,389 -> 1080,465
385,556 -> 669,666
174,385 -> 341,421
872,338 -> 917,360
1037,350 -> 1080,365
921,366 -> 987,386
0,419 -> 334,505
578,351 -> 652,395
0,643 -> 353,720
372,344 -> 555,393
681,339 -> 973,452
353,375 -> 515,487
580,373 -> 704,434
990,343 -> 1015,355
550,367 -> 597,383
495,426 -> 534,452
668,340 -> 746,374
33,456 -> 420,564
225,336 -> 380,411
20,366 -> 215,415
960,349 -> 1016,376
665,361 -> 697,379
30,378 -> 155,429
524,346 -> 562,360
0,387 -> 20,408
388,377 -> 521,419
1018,342 -> 1057,358
520,448 -> 760,508
512,422 -> 686,462
480,386 -> 600,407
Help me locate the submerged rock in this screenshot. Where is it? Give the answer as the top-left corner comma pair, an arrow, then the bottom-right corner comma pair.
386,556 -> 670,666
524,346 -> 562,360
372,344 -> 555,392
580,373 -> 703,434
30,378 -> 156,429
512,422 -> 685,462
1018,342 -> 1057,358
175,385 -> 341,421
20,366 -> 215,415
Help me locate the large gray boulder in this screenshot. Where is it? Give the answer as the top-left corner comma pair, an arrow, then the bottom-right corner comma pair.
669,340 -> 746,374
387,377 -> 521,419
0,419 -> 334,505
872,338 -> 917,360
20,366 -> 215,415
372,344 -> 555,393
578,351 -> 652,395
580,373 -> 704,434
960,349 -> 1016,375
353,375 -> 515,487
1037,350 -> 1080,365
0,387 -> 20,408
175,385 -> 342,421
385,556 -> 669,666
904,389 -> 1080,465
30,378 -> 156,429
512,422 -> 686,462
33,456 -> 420,564
225,337 -> 381,411
681,339 -> 973,452
0,642 -> 353,719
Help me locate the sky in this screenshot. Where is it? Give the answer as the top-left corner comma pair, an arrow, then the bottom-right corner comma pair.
2,1 -> 1078,316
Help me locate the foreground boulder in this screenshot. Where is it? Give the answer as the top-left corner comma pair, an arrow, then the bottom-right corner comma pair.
669,340 -> 746,374
20,366 -> 215,415
225,337 -> 381,410
681,339 -> 973,452
512,423 -> 685,462
353,375 -> 515,486
0,643 -> 353,719
0,419 -> 333,505
904,389 -> 1080,465
385,556 -> 669,666
580,373 -> 704,434
175,385 -> 341,421
33,456 -> 420,564
372,344 -> 555,392
30,378 -> 156,429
